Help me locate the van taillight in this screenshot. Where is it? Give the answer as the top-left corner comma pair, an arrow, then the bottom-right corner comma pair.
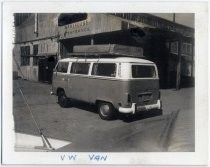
127,94 -> 131,103
118,63 -> 121,77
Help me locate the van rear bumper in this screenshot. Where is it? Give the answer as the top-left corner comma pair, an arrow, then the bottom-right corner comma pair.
118,100 -> 161,114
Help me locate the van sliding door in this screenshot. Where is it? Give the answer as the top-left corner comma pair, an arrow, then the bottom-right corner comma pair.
67,62 -> 90,101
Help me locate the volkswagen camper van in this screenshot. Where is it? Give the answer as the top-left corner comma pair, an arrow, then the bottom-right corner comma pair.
51,45 -> 162,120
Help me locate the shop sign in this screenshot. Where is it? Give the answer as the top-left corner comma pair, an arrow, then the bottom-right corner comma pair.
59,19 -> 91,39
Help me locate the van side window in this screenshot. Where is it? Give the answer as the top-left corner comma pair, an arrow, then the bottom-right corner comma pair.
71,63 -> 90,75
92,63 -> 116,77
56,62 -> 69,73
132,65 -> 156,78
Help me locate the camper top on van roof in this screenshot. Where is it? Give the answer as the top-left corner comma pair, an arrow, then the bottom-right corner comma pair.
67,44 -> 144,58
59,57 -> 154,64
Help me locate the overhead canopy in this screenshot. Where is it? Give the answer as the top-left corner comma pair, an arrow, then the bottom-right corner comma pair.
58,13 -> 88,26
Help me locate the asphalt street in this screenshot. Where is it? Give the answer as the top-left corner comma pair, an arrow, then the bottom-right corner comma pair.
13,79 -> 195,152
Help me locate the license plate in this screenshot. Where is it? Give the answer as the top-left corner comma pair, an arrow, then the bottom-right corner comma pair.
138,93 -> 152,102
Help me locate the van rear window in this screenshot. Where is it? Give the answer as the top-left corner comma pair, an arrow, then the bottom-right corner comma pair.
57,62 -> 69,73
71,63 -> 90,75
132,65 -> 156,78
92,63 -> 116,77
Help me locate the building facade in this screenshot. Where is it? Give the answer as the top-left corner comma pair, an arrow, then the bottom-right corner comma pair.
14,13 -> 59,82
13,13 -> 194,88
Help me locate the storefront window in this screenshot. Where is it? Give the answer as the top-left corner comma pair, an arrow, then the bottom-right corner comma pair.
20,46 -> 30,66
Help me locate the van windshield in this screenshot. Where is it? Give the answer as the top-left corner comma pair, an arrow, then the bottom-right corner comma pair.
132,65 -> 156,78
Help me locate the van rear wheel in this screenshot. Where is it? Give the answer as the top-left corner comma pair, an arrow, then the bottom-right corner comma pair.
98,102 -> 116,120
58,90 -> 69,108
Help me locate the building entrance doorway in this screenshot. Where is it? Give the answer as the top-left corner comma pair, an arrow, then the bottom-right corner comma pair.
38,56 -> 56,83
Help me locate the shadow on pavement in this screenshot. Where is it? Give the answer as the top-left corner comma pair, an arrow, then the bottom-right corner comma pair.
59,99 -> 163,122
57,100 -> 98,114
119,109 -> 163,123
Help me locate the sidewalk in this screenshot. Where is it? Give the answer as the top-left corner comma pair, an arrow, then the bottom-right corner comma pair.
161,88 -> 195,151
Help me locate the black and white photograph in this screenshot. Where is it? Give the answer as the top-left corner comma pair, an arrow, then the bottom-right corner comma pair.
1,1 -> 208,165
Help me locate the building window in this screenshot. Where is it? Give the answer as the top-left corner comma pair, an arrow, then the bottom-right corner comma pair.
32,44 -> 39,66
21,56 -> 30,66
169,42 -> 193,57
181,43 -> 192,56
170,41 -> 178,55
20,46 -> 30,66
33,44 -> 38,55
33,57 -> 39,66
14,13 -> 32,27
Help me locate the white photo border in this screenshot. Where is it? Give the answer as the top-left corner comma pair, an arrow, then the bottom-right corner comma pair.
1,1 -> 208,165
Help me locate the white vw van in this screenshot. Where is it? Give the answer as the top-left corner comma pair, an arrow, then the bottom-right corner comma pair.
51,45 -> 162,120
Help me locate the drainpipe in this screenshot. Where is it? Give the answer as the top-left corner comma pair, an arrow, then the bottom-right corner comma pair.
191,42 -> 194,79
58,41 -> 61,60
34,13 -> 38,37
176,39 -> 182,90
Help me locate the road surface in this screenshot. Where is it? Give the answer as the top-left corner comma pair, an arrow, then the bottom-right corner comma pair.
13,79 -> 194,152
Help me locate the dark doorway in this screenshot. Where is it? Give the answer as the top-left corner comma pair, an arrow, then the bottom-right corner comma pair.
38,56 -> 56,83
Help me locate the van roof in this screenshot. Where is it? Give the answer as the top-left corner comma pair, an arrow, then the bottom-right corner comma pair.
59,57 -> 154,64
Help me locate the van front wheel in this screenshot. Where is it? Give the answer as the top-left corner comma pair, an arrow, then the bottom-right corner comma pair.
98,102 -> 116,120
58,90 -> 69,108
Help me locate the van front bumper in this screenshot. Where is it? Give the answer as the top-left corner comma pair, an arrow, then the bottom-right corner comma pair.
118,100 -> 161,114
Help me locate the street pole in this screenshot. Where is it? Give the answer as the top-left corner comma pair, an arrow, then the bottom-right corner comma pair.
176,39 -> 182,90
173,13 -> 176,23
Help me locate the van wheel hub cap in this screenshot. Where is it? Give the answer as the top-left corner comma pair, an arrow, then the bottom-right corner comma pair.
100,105 -> 110,116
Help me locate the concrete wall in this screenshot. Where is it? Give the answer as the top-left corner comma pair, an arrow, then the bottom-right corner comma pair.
14,39 -> 58,81
59,13 -> 122,40
13,44 -> 38,81
15,13 -> 59,42
14,13 -> 59,81
151,13 -> 194,28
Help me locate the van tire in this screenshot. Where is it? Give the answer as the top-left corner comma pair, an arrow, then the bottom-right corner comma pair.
98,102 -> 116,120
158,109 -> 163,115
58,90 -> 69,108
